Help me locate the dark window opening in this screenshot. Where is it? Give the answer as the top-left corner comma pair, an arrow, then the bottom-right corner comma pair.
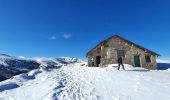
145,55 -> 151,63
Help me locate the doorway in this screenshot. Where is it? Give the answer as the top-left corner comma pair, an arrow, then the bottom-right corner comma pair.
134,55 -> 141,67
96,56 -> 101,67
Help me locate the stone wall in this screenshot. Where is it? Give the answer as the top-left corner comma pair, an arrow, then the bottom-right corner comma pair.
87,37 -> 157,70
88,47 -> 101,67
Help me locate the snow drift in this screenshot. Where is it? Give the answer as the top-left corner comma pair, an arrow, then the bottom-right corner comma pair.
0,64 -> 170,100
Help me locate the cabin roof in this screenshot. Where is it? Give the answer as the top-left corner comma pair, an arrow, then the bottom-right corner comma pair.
86,35 -> 160,57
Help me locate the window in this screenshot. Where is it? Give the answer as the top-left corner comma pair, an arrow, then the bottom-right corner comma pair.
145,55 -> 151,63
117,50 -> 125,58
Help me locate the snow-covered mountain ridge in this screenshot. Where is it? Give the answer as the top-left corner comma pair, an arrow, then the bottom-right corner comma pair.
0,54 -> 84,81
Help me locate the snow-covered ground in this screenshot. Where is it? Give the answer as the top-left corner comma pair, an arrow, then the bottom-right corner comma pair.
0,64 -> 170,100
0,54 -> 84,80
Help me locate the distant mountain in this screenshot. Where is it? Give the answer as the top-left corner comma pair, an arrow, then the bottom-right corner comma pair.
157,63 -> 170,70
0,54 -> 84,81
54,57 -> 84,64
0,55 -> 40,81
0,54 -> 11,57
157,59 -> 170,70
34,57 -> 84,66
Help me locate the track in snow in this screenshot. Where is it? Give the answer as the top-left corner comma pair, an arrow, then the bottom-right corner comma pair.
0,64 -> 170,100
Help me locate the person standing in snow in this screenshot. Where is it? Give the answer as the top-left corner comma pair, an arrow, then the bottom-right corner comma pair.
117,57 -> 125,70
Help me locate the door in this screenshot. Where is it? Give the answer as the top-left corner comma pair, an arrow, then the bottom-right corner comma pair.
96,56 -> 101,67
134,55 -> 141,67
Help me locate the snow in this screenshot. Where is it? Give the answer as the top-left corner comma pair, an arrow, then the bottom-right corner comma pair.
0,59 -> 8,66
34,57 -> 56,66
0,54 -> 38,70
0,54 -> 11,66
0,64 -> 170,100
34,57 -> 84,67
0,83 -> 19,92
0,55 -> 84,80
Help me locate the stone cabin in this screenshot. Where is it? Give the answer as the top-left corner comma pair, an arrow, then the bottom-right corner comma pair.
86,35 -> 160,70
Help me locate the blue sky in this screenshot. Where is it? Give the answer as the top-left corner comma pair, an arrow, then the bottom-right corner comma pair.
0,0 -> 170,60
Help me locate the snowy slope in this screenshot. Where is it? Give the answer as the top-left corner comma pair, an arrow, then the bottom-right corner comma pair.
0,54 -> 84,81
0,54 -> 12,66
0,64 -> 170,100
